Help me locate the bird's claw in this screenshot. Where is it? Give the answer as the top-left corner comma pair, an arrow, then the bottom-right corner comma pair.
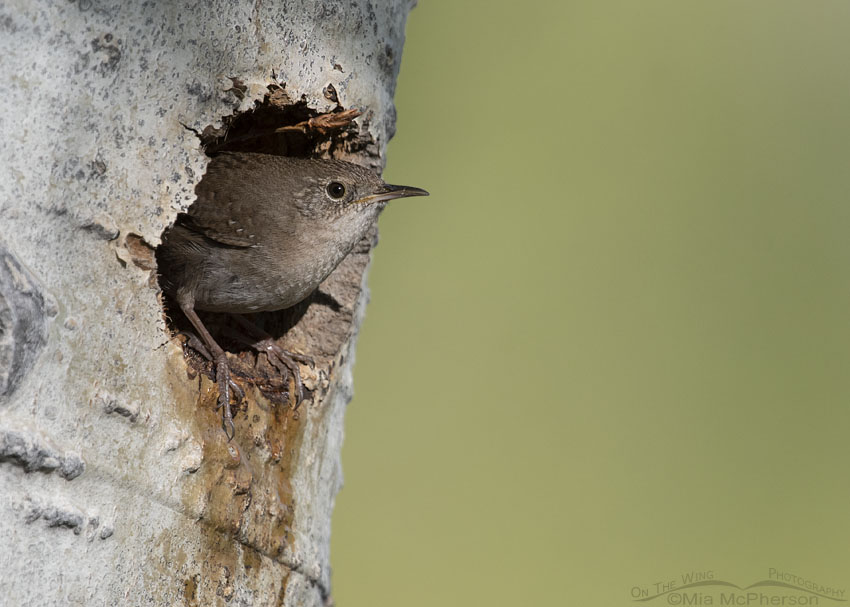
226,314 -> 310,408
221,414 -> 235,442
261,342 -> 305,409
288,351 -> 315,369
214,355 -> 243,441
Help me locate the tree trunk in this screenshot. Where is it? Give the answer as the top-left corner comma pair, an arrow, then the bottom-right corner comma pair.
0,1 -> 415,604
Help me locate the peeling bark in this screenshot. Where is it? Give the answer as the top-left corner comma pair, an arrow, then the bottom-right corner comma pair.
0,1 -> 416,604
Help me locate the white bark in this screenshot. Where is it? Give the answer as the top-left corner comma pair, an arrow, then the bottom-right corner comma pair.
0,1 -> 415,604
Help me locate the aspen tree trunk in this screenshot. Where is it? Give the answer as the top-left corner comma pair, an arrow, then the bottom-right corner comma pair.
0,1 -> 416,604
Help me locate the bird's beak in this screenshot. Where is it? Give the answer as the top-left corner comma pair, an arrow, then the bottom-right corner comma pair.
354,183 -> 430,205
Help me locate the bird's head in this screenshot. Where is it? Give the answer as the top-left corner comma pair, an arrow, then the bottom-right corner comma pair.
289,158 -> 429,220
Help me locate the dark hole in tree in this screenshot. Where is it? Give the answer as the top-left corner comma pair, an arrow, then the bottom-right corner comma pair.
156,83 -> 367,407
199,83 -> 368,159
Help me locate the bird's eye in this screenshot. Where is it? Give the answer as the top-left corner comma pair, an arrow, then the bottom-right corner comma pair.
326,181 -> 346,199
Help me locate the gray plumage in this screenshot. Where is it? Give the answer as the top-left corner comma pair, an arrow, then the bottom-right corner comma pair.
156,151 -> 428,438
158,152 -> 412,312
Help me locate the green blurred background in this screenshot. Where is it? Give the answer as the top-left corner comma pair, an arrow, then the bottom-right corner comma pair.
332,1 -> 850,604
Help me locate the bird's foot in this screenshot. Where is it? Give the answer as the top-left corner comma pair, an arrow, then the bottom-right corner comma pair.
214,353 -> 245,441
256,338 -> 308,409
227,315 -> 312,409
180,330 -> 245,439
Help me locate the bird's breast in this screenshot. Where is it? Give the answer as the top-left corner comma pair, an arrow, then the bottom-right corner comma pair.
193,211 -> 375,313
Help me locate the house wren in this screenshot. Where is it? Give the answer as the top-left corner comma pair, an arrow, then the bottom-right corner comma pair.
156,152 -> 428,436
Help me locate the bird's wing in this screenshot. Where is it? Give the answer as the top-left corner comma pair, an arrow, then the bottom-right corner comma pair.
177,213 -> 257,248
181,153 -> 270,248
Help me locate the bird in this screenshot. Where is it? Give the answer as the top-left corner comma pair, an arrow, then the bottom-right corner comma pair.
156,152 -> 428,437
